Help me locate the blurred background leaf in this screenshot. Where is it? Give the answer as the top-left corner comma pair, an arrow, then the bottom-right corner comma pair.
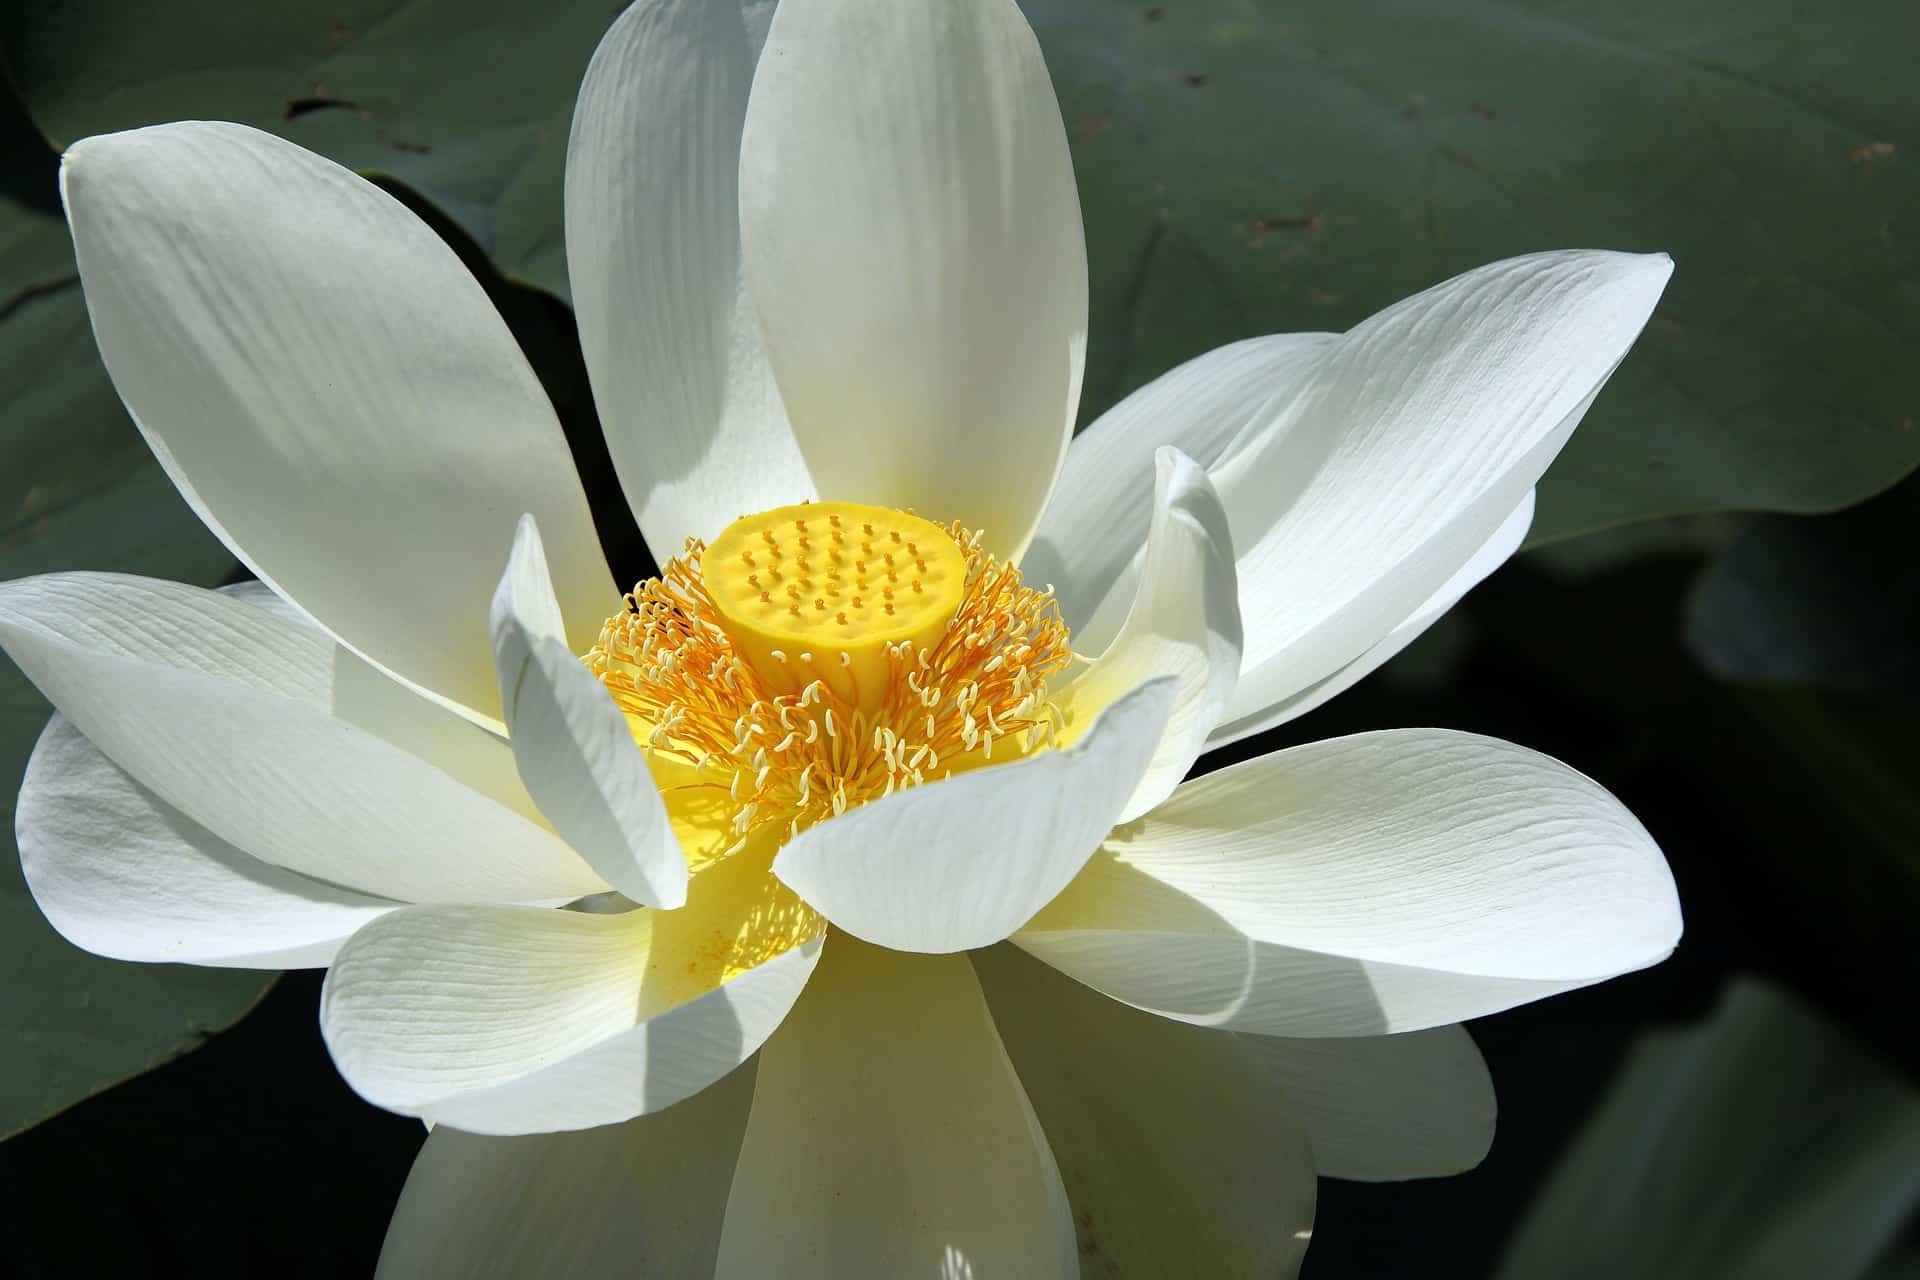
0,84 -> 269,1140
1023,0 -> 1920,542
1681,472 -> 1920,884
8,0 -> 621,298
1687,474 -> 1920,693
1493,978 -> 1920,1279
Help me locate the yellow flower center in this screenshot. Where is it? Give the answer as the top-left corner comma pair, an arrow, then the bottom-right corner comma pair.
700,502 -> 970,710
588,501 -> 1074,867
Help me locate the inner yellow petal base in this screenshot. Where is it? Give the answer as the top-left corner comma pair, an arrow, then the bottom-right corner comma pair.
588,501 -> 1075,865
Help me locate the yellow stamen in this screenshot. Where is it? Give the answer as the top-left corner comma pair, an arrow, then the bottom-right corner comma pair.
586,502 -> 1073,861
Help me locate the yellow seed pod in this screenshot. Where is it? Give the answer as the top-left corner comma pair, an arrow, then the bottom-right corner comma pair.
701,502 -> 968,708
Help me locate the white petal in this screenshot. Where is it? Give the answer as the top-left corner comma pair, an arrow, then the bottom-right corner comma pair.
566,0 -> 812,557
320,841 -> 822,1134
1054,449 -> 1240,821
738,0 -> 1086,560
1252,1026 -> 1495,1181
1208,490 -> 1534,748
773,676 -> 1176,953
17,714 -> 396,968
1024,333 -> 1334,638
973,944 -> 1316,1275
491,516 -> 688,909
376,1059 -> 756,1278
715,935 -> 1076,1278
61,122 -> 611,721
221,577 -> 557,836
1215,251 -> 1670,716
0,573 -> 600,903
243,593 -> 556,838
1018,728 -> 1680,1035
991,932 -> 1490,1189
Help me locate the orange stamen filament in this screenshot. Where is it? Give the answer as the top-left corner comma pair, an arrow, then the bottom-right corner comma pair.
587,521 -> 1072,860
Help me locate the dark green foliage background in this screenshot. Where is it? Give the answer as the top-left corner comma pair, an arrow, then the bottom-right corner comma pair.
0,0 -> 1915,1274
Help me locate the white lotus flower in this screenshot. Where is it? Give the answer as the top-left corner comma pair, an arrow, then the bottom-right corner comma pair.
0,0 -> 1682,1271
